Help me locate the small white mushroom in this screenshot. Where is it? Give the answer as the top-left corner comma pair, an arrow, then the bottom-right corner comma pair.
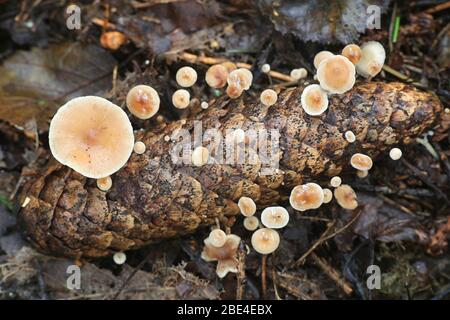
330,176 -> 342,188
261,64 -> 271,73
176,66 -> 197,87
260,89 -> 278,106
314,51 -> 334,69
345,130 -> 356,143
133,141 -> 146,154
97,176 -> 112,191
251,228 -> 280,255
208,229 -> 227,247
113,252 -> 127,265
289,183 -> 324,211
238,196 -> 256,217
350,153 -> 373,171
172,89 -> 190,109
334,184 -> 358,210
389,148 -> 402,160
261,206 -> 289,229
317,55 -> 356,94
301,84 -> 329,116
243,216 -> 259,231
356,41 -> 386,78
323,188 -> 333,203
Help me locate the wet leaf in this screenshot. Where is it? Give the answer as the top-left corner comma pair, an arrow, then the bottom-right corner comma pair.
256,0 -> 390,44
0,42 -> 116,134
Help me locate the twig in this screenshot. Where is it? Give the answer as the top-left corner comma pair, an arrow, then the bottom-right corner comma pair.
310,252 -> 353,295
235,242 -> 246,300
425,1 -> 450,14
178,52 -> 294,82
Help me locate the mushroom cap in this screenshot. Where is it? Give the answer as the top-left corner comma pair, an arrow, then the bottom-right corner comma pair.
334,184 -> 358,210
227,68 -> 252,90
238,196 -> 256,217
290,68 -> 307,80
261,206 -> 289,229
342,44 -> 362,64
201,234 -> 241,278
97,176 -> 112,191
176,66 -> 197,87
289,183 -> 324,211
133,141 -> 146,154
317,55 -> 356,94
323,188 -> 333,203
251,228 -> 280,255
260,89 -> 278,106
345,130 -> 356,143
126,85 -> 160,120
330,176 -> 342,188
350,153 -> 373,171
243,216 -> 259,231
226,84 -> 244,99
300,84 -> 329,116
314,51 -> 334,69
49,96 -> 134,179
356,41 -> 386,78
113,252 -> 127,265
261,64 -> 271,73
192,146 -> 209,167
389,147 -> 402,160
205,64 -> 228,88
208,229 -> 227,247
172,89 -> 190,109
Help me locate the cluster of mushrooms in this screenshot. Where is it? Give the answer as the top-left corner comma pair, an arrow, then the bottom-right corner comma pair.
47,40 -> 404,269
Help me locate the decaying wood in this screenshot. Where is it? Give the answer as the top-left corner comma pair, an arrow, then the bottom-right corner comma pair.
18,82 -> 442,258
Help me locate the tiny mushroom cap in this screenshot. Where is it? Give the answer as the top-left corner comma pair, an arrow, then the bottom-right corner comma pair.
133,141 -> 146,154
357,170 -> 369,178
313,51 -> 334,69
323,188 -> 333,203
243,216 -> 260,231
49,96 -> 134,179
201,234 -> 241,278
356,41 -> 386,78
350,153 -> 373,171
238,196 -> 256,217
317,55 -> 356,94
172,89 -> 190,109
342,44 -> 362,64
290,68 -> 307,80
226,84 -> 244,99
345,130 -> 356,143
97,176 -> 112,191
261,63 -> 271,73
260,89 -> 278,106
389,147 -> 402,160
113,252 -> 127,265
205,64 -> 229,89
261,206 -> 289,229
251,228 -> 280,255
289,183 -> 324,211
227,68 -> 253,90
201,101 -> 209,109
330,176 -> 342,188
126,85 -> 160,120
176,66 -> 197,87
334,184 -> 358,210
192,146 -> 209,167
208,229 -> 227,247
301,84 -> 329,116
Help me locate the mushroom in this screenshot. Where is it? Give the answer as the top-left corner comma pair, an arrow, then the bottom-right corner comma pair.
201,101 -> 209,109
300,84 -> 329,116
289,183 -> 324,211
317,55 -> 356,94
126,85 -> 160,120
100,31 -> 126,51
290,68 -> 307,80
342,44 -> 362,64
243,216 -> 259,231
330,176 -> 342,188
356,41 -> 386,78
113,252 -> 127,265
238,196 -> 256,217
133,141 -> 146,154
176,66 -> 197,87
334,184 -> 358,210
261,206 -> 289,229
172,89 -> 190,109
345,130 -> 356,143
226,84 -> 244,99
97,176 -> 112,191
261,64 -> 271,73
251,228 -> 280,255
205,64 -> 228,89
208,229 -> 227,247
350,153 -> 373,171
323,188 -> 333,203
221,61 -> 237,73
227,68 -> 253,91
49,96 -> 134,179
192,146 -> 209,167
260,89 -> 278,106
201,234 -> 241,278
313,51 -> 334,69
389,148 -> 402,160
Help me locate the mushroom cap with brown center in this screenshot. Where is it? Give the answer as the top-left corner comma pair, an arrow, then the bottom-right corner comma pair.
238,196 -> 256,217
243,216 -> 259,231
342,44 -> 362,64
289,183 -> 324,211
201,234 -> 241,278
251,228 -> 280,255
49,96 -> 134,179
356,41 -> 386,78
314,51 -> 334,69
350,153 -> 373,171
126,85 -> 160,120
301,84 -> 329,116
334,184 -> 358,210
205,64 -> 228,88
317,55 -> 356,94
261,206 -> 289,229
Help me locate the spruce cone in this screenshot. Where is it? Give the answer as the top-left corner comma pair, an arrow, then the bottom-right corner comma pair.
18,82 -> 442,257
